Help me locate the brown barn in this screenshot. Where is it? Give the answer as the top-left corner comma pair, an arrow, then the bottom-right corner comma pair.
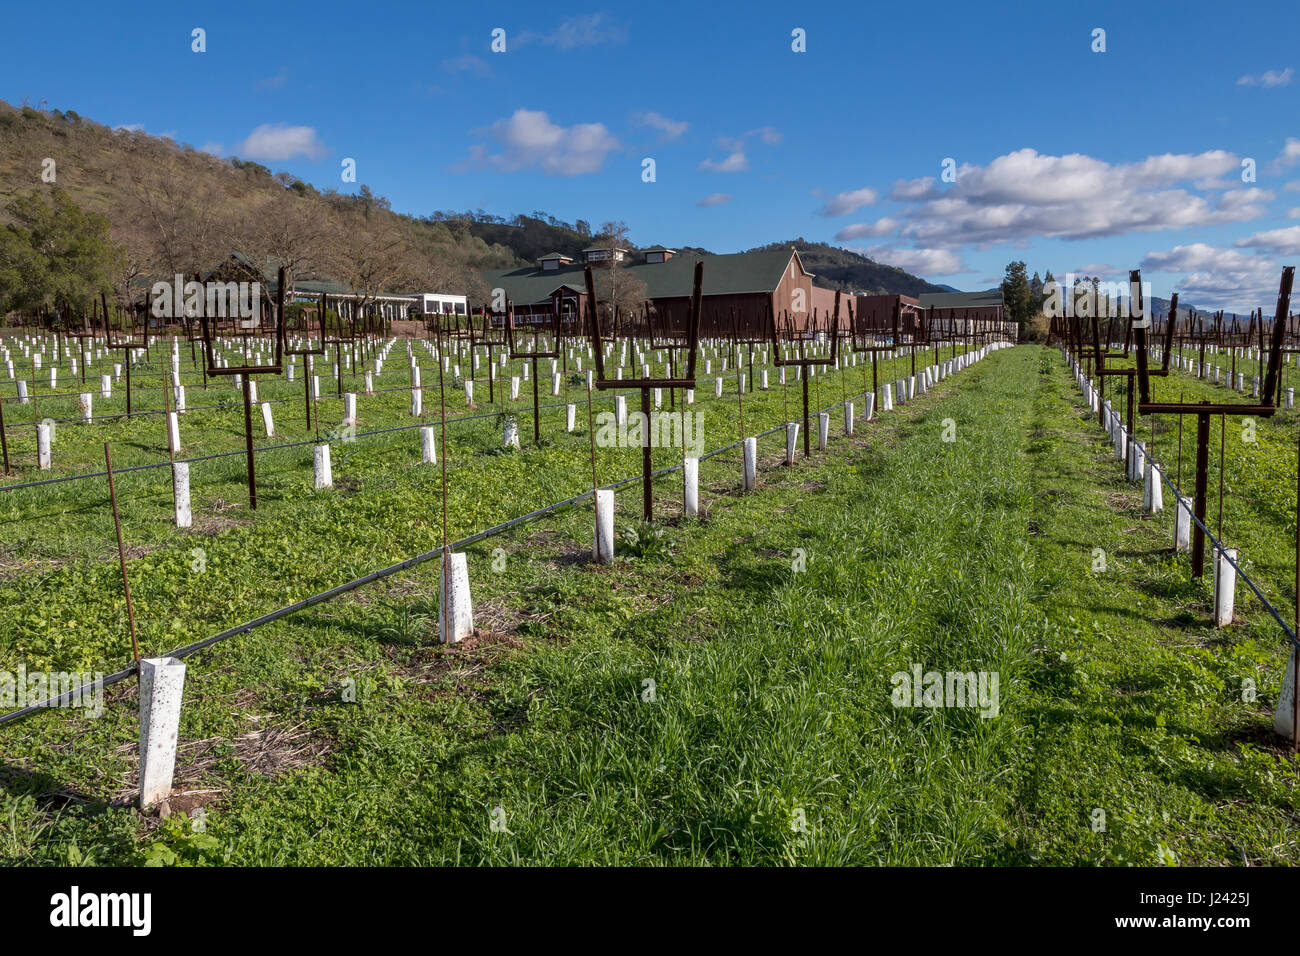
481,246 -> 838,338
917,290 -> 1015,343
852,293 -> 922,336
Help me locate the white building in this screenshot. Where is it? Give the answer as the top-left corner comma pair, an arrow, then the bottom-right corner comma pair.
410,293 -> 468,316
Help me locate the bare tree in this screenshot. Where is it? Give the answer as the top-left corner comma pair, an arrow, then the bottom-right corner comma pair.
323,206 -> 420,317
592,219 -> 646,323
226,191 -> 329,299
124,150 -> 226,282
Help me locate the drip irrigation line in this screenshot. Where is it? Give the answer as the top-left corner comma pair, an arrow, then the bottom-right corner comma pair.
0,378 -> 471,419
1073,359 -> 1300,652
1151,449 -> 1299,651
0,348 -> 990,728
0,353 -> 910,494
0,393 -> 624,494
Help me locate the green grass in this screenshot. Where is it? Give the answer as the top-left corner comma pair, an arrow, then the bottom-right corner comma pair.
1,344 -> 1297,866
0,334 -> 951,673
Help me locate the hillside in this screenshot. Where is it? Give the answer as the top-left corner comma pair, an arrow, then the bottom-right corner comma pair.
0,99 -> 520,302
0,99 -> 955,306
426,210 -> 721,264
746,240 -> 952,296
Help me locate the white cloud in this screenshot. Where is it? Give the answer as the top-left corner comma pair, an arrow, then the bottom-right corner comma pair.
700,151 -> 748,173
696,193 -> 731,207
198,142 -> 224,156
442,55 -> 491,76
1121,150 -> 1240,187
1142,243 -> 1255,272
1234,225 -> 1300,256
1237,67 -> 1294,87
885,147 -> 1263,247
1278,138 -> 1300,168
834,218 -> 896,241
235,123 -> 328,161
818,187 -> 877,217
256,67 -> 289,91
1289,207 -> 1300,219
888,176 -> 940,201
1140,243 -> 1283,309
864,245 -> 967,275
699,127 -> 779,173
517,13 -> 626,50
1216,186 -> 1276,210
632,111 -> 688,141
462,108 -> 619,175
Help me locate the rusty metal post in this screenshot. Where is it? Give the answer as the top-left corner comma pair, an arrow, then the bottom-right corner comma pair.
532,354 -> 540,445
105,443 -> 142,669
641,386 -> 653,521
0,395 -> 8,475
1192,410 -> 1211,577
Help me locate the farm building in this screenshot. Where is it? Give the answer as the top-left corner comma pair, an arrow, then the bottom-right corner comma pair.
917,290 -> 1015,342
407,293 -> 468,316
170,254 -> 435,324
480,246 -> 840,337
847,289 -> 1014,343
853,293 -> 923,335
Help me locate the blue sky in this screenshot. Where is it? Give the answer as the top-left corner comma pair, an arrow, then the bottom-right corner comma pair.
4,0 -> 1300,309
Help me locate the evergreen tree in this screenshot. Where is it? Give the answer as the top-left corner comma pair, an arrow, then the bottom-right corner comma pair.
0,188 -> 121,320
1000,260 -> 1033,330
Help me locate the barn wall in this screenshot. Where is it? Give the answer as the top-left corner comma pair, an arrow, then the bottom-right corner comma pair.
772,254 -> 813,331
649,292 -> 771,339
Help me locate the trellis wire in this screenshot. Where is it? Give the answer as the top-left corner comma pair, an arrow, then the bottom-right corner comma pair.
0,354 -> 970,727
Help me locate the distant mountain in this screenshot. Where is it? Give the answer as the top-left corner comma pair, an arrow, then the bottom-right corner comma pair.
1150,296 -> 1206,321
745,240 -> 952,297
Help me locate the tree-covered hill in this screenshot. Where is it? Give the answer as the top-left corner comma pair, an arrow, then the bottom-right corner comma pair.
745,239 -> 952,295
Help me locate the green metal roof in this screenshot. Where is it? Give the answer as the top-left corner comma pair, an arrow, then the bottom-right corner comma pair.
916,290 -> 1004,310
483,249 -> 801,306
198,253 -> 417,299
